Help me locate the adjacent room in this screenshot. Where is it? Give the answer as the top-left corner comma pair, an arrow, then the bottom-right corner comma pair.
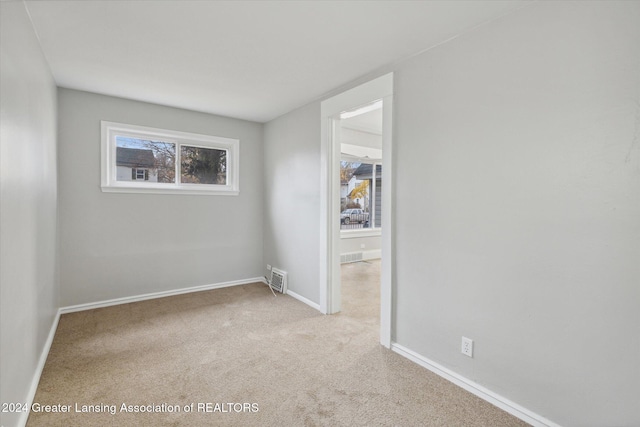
2,1 -> 639,427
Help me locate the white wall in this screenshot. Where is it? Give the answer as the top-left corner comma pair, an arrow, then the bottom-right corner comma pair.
57,89 -> 264,306
392,2 -> 639,426
265,2 -> 640,425
263,103 -> 321,302
341,234 -> 381,257
0,3 -> 59,427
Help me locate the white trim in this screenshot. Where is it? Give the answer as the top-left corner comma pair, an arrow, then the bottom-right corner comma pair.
259,276 -> 323,312
17,311 -> 61,427
341,228 -> 381,239
362,249 -> 381,260
320,73 -> 393,348
59,277 -> 264,314
340,151 -> 382,164
101,121 -> 239,195
319,115 -> 339,314
340,250 -> 381,264
321,74 -> 393,119
340,99 -> 383,119
340,121 -> 382,136
286,289 -> 322,312
391,343 -> 561,427
100,185 -> 239,196
379,93 -> 393,349
262,277 -> 326,314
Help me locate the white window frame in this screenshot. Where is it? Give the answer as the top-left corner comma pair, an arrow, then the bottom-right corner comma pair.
101,121 -> 239,195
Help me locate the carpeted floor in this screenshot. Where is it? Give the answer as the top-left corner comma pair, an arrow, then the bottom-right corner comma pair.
27,260 -> 528,426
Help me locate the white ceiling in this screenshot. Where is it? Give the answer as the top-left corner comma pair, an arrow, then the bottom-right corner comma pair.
341,105 -> 383,160
342,107 -> 383,136
25,1 -> 526,123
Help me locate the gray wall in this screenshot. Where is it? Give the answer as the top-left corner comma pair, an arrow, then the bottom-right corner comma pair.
394,2 -> 639,425
0,3 -> 59,427
57,89 -> 264,306
263,102 -> 321,302
2,1 -> 638,425
264,2 -> 640,425
341,235 -> 381,255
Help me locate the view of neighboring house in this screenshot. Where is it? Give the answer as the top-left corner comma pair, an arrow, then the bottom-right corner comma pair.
116,147 -> 158,182
341,175 -> 363,205
353,163 -> 382,228
346,175 -> 369,209
340,177 -> 351,202
340,162 -> 369,210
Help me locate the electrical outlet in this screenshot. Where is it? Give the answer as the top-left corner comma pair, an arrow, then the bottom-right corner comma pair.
360,243 -> 366,249
266,264 -> 272,271
461,337 -> 473,358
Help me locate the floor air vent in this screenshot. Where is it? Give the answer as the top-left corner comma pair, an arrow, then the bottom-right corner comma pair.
269,268 -> 288,294
341,252 -> 363,264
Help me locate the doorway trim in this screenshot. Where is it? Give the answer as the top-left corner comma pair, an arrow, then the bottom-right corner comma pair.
319,73 -> 393,348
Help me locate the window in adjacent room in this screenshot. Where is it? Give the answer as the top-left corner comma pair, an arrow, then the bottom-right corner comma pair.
340,160 -> 382,230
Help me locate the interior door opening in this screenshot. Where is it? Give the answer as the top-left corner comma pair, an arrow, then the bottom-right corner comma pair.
320,73 -> 393,348
338,101 -> 383,319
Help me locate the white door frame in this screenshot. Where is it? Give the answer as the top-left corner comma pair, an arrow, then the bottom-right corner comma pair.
319,73 -> 393,348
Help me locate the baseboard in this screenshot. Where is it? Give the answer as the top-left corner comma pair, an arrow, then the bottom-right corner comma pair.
391,343 -> 560,427
17,310 -> 61,427
340,249 -> 381,264
286,289 -> 322,312
362,249 -> 381,260
59,277 -> 265,314
259,276 -> 322,313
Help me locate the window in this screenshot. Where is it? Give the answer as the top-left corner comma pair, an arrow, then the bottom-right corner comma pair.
340,160 -> 381,232
134,169 -> 148,180
101,121 -> 239,195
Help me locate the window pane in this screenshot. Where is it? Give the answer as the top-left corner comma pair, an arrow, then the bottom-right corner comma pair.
116,136 -> 175,183
340,161 -> 382,230
180,146 -> 227,185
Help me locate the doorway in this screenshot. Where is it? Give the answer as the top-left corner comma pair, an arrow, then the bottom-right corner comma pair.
319,74 -> 393,348
338,102 -> 383,318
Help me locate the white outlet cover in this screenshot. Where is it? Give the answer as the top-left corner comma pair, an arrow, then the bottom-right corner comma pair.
266,264 -> 272,270
461,337 -> 473,357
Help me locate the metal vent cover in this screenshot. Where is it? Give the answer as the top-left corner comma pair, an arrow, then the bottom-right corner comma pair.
269,268 -> 288,294
341,252 -> 363,264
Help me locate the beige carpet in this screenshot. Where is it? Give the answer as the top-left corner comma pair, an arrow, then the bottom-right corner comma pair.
27,260 -> 528,426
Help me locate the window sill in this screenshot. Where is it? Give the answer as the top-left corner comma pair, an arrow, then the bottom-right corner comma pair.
340,228 -> 381,239
101,185 -> 239,196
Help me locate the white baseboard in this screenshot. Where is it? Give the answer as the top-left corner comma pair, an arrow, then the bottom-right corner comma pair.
362,249 -> 381,260
59,277 -> 265,314
260,276 -> 322,313
391,343 -> 560,427
18,310 -> 61,427
340,249 -> 381,264
286,289 -> 322,312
